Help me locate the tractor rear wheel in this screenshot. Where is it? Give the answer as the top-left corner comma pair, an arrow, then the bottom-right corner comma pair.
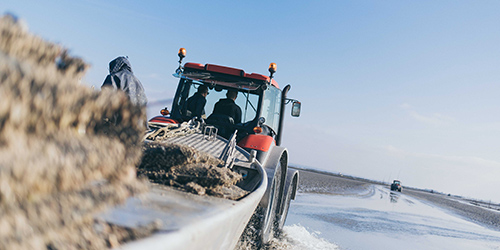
259,161 -> 282,245
274,173 -> 296,237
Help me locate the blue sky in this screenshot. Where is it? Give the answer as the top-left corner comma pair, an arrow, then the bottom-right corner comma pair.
3,1 -> 500,202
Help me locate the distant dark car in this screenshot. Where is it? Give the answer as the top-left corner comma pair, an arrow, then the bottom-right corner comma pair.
391,180 -> 402,192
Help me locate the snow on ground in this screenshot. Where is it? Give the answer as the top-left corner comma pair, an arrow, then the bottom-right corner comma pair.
280,224 -> 341,250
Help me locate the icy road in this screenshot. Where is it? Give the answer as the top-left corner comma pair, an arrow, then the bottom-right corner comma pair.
281,170 -> 500,250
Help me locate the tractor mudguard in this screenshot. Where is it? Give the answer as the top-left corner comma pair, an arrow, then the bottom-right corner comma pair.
148,116 -> 179,124
237,134 -> 275,152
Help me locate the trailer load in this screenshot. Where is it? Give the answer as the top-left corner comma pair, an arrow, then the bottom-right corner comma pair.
0,15 -> 149,250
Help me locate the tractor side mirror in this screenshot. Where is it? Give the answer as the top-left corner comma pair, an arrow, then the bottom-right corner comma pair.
291,101 -> 301,117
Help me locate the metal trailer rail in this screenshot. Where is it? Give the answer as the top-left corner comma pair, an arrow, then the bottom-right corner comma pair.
100,131 -> 267,250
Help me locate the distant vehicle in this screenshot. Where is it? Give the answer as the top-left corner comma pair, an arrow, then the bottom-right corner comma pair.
391,180 -> 402,192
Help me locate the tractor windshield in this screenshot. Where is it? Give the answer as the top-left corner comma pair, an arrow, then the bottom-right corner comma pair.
187,83 -> 259,123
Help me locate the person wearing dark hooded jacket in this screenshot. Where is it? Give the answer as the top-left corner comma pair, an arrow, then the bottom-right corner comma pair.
102,56 -> 147,107
211,89 -> 242,124
186,85 -> 209,119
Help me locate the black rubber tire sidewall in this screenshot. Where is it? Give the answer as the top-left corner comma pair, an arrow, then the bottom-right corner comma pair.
261,162 -> 282,244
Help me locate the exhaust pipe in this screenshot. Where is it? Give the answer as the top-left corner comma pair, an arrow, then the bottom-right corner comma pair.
276,84 -> 290,146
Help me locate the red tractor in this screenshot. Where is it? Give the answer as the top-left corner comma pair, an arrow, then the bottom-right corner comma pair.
147,48 -> 302,245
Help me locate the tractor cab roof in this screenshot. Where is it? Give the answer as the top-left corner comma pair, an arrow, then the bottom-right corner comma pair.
179,62 -> 279,93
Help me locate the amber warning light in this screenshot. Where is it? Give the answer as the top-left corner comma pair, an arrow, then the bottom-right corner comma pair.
269,63 -> 277,72
178,48 -> 186,58
268,63 -> 277,79
253,126 -> 263,134
160,107 -> 170,116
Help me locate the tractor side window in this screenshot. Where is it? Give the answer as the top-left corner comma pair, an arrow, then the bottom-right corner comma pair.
261,86 -> 281,132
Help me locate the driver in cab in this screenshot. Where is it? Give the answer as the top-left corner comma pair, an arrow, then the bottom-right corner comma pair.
211,89 -> 242,124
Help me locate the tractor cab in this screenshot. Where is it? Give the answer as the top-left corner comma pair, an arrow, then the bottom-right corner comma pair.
150,48 -> 301,149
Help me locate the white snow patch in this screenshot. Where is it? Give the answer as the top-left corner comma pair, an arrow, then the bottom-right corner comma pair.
280,224 -> 340,250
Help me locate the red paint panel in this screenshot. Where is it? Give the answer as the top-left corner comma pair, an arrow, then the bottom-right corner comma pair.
245,73 -> 267,81
205,64 -> 245,77
270,79 -> 279,89
184,63 -> 205,70
149,116 -> 179,124
245,73 -> 279,88
237,134 -> 275,152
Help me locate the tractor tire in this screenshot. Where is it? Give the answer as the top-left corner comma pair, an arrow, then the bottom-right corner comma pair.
259,161 -> 282,245
238,160 -> 283,249
274,171 -> 297,237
